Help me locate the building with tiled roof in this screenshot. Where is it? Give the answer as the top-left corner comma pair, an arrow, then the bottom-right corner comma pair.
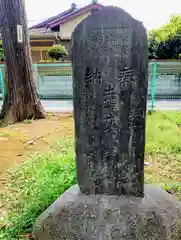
29,0 -> 104,62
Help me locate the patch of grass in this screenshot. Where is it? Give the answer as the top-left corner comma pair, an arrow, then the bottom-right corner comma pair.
146,111 -> 181,154
47,112 -> 53,120
0,131 -> 11,137
23,119 -> 33,124
145,111 -> 181,189
164,182 -> 181,199
0,138 -> 76,239
0,119 -> 5,128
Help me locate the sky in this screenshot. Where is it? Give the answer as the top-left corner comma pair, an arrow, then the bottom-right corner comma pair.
25,0 -> 181,30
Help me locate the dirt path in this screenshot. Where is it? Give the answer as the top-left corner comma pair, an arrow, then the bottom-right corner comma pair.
0,113 -> 74,189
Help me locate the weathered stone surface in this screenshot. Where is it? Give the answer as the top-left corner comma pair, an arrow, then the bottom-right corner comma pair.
34,184 -> 181,240
71,6 -> 148,197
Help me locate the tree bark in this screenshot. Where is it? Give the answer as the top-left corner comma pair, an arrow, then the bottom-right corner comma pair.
0,0 -> 46,124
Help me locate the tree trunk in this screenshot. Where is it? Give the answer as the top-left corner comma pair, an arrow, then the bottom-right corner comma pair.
0,0 -> 46,124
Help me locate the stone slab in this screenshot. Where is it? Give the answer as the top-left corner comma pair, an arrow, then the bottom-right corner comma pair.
71,6 -> 148,196
34,184 -> 181,240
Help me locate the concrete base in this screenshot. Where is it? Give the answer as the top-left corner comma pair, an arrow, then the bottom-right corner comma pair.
34,184 -> 181,240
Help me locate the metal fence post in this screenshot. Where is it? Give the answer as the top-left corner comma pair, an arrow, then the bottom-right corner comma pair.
0,65 -> 5,101
33,63 -> 39,94
151,61 -> 157,111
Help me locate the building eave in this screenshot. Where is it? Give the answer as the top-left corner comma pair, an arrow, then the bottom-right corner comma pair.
48,3 -> 104,28
29,7 -> 74,30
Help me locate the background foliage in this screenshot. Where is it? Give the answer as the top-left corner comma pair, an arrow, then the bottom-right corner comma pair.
148,15 -> 181,59
48,44 -> 68,61
0,40 -> 4,62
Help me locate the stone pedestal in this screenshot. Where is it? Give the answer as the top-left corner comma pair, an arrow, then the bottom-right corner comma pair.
34,184 -> 181,240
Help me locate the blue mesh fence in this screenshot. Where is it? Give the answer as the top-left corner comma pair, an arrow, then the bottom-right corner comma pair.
0,64 -> 5,100
148,61 -> 181,110
0,61 -> 181,111
35,63 -> 72,100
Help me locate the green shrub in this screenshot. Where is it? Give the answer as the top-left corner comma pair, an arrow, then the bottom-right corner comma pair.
48,44 -> 68,61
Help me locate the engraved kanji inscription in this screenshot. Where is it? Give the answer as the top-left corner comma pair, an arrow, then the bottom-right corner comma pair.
91,28 -> 129,56
84,67 -> 102,90
117,69 -> 133,91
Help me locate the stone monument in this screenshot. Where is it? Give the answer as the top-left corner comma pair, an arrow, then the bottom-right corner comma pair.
72,6 -> 147,198
34,6 -> 181,240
